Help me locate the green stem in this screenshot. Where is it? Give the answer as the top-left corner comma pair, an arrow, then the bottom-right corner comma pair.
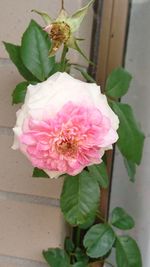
76,227 -> 81,247
60,45 -> 68,72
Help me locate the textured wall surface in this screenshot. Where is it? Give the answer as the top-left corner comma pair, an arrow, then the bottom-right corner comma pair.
0,1 -> 93,266
110,1 -> 150,266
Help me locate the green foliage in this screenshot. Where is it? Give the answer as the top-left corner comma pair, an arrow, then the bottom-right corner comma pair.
88,162 -> 109,189
64,237 -> 75,254
32,167 -> 49,178
3,42 -> 37,81
83,223 -> 116,258
12,81 -> 29,104
72,262 -> 89,267
43,248 -> 70,267
50,62 -> 66,74
79,215 -> 96,230
75,248 -> 89,264
111,101 -> 145,165
105,67 -> 132,98
72,40 -> 94,65
116,236 -> 142,267
21,20 -> 55,81
111,207 -> 135,230
60,171 -> 100,225
74,67 -> 95,83
124,158 -> 136,182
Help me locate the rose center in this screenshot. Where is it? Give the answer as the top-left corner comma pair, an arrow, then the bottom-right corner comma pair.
50,22 -> 71,43
55,127 -> 79,157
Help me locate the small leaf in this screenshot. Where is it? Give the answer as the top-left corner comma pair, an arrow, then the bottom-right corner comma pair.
67,0 -> 95,32
12,81 -> 29,104
3,42 -> 37,81
64,237 -> 75,254
75,248 -> 89,264
67,36 -> 94,65
111,101 -> 145,165
74,40 -> 94,65
31,9 -> 52,24
43,248 -> 70,267
21,20 -> 55,81
124,158 -> 136,182
74,67 -> 95,83
111,207 -> 135,230
83,223 -> 116,258
105,68 -> 132,98
60,171 -> 100,225
32,167 -> 49,178
88,163 -> 109,189
116,236 -> 142,267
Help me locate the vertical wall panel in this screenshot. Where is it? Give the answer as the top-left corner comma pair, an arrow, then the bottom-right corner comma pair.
110,1 -> 150,266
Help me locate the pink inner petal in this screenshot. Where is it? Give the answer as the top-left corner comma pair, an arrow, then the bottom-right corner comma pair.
20,101 -> 117,175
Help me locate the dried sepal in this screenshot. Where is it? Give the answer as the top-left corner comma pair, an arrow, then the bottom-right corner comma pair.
31,9 -> 52,25
33,0 -> 95,59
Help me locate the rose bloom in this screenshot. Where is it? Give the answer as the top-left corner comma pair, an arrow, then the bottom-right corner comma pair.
12,72 -> 119,178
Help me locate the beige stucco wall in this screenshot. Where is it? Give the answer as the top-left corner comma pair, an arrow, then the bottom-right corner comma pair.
0,1 -> 93,266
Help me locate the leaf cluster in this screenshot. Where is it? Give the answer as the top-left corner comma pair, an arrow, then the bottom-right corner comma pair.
43,207 -> 142,267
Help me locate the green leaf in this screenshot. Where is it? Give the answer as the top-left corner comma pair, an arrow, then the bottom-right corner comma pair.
3,42 -> 37,81
88,163 -> 109,189
64,237 -> 75,254
116,236 -> 142,267
105,68 -> 132,98
72,262 -> 89,267
111,101 -> 145,165
79,215 -> 95,230
74,40 -> 94,65
50,63 -> 64,74
124,158 -> 136,182
32,167 -> 49,178
43,248 -> 70,267
75,248 -> 89,264
67,0 -> 95,32
83,223 -> 116,258
111,207 -> 135,230
60,171 -> 100,225
21,20 -> 55,81
31,9 -> 52,25
74,66 -> 95,83
67,36 -> 94,65
12,81 -> 28,104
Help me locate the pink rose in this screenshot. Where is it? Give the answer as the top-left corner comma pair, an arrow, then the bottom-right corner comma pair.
12,72 -> 119,178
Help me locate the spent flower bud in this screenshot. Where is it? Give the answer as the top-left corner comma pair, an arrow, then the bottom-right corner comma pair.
32,0 -> 95,60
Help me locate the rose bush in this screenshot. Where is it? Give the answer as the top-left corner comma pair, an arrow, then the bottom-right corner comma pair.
12,72 -> 119,178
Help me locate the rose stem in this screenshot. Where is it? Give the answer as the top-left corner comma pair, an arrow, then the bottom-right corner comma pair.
62,0 -> 64,9
60,45 -> 68,72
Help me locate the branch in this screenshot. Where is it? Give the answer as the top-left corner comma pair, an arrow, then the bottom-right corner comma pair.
62,0 -> 64,9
